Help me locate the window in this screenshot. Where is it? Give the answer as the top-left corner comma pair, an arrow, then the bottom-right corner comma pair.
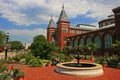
86,37 -> 91,45
79,38 -> 84,46
94,36 -> 101,48
74,39 -> 78,46
100,23 -> 103,27
69,40 -> 73,46
64,36 -> 67,41
104,34 -> 112,48
62,28 -> 68,33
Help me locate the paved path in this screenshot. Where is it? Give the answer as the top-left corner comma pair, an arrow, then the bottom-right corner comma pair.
8,60 -> 120,80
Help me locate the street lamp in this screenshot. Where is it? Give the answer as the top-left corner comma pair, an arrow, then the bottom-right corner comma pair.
5,33 -> 9,60
67,39 -> 70,54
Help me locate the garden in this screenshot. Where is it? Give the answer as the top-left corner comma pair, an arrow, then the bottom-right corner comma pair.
0,34 -> 120,80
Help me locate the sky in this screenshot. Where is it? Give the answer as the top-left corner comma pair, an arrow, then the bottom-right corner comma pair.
0,0 -> 120,44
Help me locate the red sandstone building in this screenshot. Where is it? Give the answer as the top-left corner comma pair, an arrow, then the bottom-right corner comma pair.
47,6 -> 120,54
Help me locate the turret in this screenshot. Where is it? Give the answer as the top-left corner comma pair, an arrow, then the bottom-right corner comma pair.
47,15 -> 56,43
57,5 -> 70,51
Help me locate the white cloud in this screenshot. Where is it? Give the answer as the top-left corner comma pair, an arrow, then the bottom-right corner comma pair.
3,28 -> 47,43
0,0 -> 120,26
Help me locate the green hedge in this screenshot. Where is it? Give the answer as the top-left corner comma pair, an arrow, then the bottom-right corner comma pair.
28,58 -> 43,67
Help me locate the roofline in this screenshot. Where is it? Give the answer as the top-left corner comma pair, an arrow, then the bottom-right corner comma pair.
112,6 -> 120,12
76,24 -> 95,27
68,26 -> 115,38
98,18 -> 114,24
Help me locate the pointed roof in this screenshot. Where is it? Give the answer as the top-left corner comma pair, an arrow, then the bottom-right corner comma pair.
48,15 -> 55,28
58,5 -> 69,22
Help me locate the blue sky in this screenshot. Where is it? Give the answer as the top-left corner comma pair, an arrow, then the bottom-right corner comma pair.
0,0 -> 120,44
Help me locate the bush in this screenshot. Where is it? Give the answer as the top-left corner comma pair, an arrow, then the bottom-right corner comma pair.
0,71 -> 11,80
95,54 -> 110,65
16,71 -> 25,78
28,58 -> 43,67
0,59 -> 7,65
108,58 -> 119,68
13,68 -> 25,79
8,53 -> 35,65
40,59 -> 50,66
24,53 -> 35,64
10,53 -> 26,63
118,62 -> 120,67
19,58 -> 26,65
0,59 -> 11,80
95,57 -> 108,65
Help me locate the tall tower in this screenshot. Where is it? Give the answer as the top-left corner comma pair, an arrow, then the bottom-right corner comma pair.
113,6 -> 120,40
47,15 -> 56,43
57,5 -> 70,51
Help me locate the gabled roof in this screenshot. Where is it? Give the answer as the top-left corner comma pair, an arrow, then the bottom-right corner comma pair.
58,5 -> 69,22
48,16 -> 55,28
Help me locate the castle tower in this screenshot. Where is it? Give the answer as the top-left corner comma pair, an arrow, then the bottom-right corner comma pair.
57,5 -> 70,51
113,6 -> 120,40
47,15 -> 56,43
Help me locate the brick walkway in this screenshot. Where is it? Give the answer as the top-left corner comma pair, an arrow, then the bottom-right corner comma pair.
17,66 -> 120,80
9,60 -> 120,80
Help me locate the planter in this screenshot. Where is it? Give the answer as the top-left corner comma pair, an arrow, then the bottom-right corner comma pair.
17,77 -> 24,80
45,62 -> 51,66
102,64 -> 107,67
118,66 -> 120,69
11,66 -> 14,70
13,68 -> 25,80
48,63 -> 51,66
91,57 -> 95,63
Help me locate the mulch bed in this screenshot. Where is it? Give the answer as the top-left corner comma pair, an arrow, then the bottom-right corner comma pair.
8,60 -> 120,80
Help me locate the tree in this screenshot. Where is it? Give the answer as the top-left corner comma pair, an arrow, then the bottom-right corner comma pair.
74,45 -> 84,54
30,35 -> 56,59
86,42 -> 97,57
0,30 -> 6,47
9,41 -> 24,51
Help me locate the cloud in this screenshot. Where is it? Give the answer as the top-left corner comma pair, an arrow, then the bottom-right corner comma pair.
3,28 -> 47,43
0,0 -> 120,26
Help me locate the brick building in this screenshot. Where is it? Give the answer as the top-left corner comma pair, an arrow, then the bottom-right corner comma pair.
47,5 -> 96,51
47,6 -> 120,53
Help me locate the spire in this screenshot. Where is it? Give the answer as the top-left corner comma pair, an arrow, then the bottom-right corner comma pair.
58,4 -> 69,22
62,4 -> 64,10
48,15 -> 55,28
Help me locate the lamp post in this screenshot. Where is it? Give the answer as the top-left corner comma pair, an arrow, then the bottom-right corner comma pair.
67,39 -> 70,55
5,33 -> 9,60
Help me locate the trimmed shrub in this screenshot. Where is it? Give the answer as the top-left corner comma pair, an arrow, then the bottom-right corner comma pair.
28,58 -> 43,67
19,58 -> 26,65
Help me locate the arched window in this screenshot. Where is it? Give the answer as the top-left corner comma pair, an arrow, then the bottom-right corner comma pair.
74,39 -> 78,46
69,40 -> 73,46
104,34 -> 112,48
86,37 -> 91,45
79,38 -> 84,46
94,35 -> 101,48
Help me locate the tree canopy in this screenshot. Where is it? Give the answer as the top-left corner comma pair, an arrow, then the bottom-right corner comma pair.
30,35 -> 56,59
86,42 -> 97,57
9,41 -> 24,51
